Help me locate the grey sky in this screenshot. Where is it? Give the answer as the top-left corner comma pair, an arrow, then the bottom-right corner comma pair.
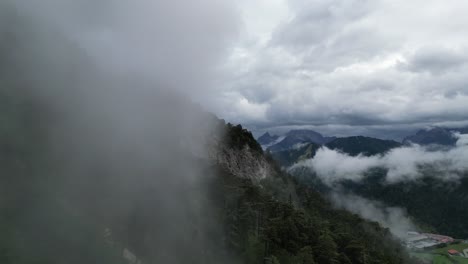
198,0 -> 468,138
10,0 -> 468,139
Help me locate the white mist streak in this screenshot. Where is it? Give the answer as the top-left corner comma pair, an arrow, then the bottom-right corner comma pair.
331,193 -> 416,239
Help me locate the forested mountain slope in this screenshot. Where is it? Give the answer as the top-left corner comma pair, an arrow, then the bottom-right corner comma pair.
271,143 -> 320,167
0,83 -> 415,263
326,137 -> 402,157
339,171 -> 468,239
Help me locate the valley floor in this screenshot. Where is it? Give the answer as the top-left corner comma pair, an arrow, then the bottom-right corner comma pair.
411,242 -> 468,264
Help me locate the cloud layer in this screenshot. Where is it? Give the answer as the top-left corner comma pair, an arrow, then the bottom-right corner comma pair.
292,134 -> 468,184
208,0 -> 468,136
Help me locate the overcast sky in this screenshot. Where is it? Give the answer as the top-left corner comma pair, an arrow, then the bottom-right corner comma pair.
13,0 -> 468,139
195,0 -> 468,139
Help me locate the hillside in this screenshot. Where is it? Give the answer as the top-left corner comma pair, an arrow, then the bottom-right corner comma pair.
267,131 -> 468,240
257,132 -> 280,146
269,136 -> 401,168
403,127 -> 458,146
326,136 -> 402,157
339,171 -> 468,239
282,149 -> 468,240
271,143 -> 321,167
0,88 -> 415,263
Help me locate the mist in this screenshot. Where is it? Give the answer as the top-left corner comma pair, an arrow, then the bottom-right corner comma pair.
330,193 -> 416,239
1,0 -> 240,263
291,133 -> 468,184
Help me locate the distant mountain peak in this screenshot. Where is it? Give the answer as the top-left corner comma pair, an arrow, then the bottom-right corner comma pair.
326,136 -> 402,156
403,127 -> 458,146
257,132 -> 279,146
266,129 -> 336,152
259,132 -> 274,139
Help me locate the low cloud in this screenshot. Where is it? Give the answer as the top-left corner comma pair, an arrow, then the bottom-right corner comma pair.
1,0 -> 240,262
330,193 -> 416,238
291,134 -> 468,184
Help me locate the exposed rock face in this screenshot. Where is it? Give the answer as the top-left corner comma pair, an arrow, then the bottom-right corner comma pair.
215,145 -> 274,182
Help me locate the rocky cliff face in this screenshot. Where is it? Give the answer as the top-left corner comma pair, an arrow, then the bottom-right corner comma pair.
210,124 -> 276,183
215,145 -> 273,182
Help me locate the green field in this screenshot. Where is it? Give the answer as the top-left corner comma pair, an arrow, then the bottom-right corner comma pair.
411,243 -> 468,264
432,243 -> 468,255
410,253 -> 453,264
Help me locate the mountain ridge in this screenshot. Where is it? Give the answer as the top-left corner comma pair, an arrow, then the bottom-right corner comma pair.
265,129 -> 336,152
403,127 -> 458,146
257,132 -> 279,146
326,136 -> 402,157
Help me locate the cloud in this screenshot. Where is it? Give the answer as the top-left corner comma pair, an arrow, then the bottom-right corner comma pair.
11,0 -> 239,98
208,0 -> 468,137
330,193 -> 416,238
400,47 -> 468,74
294,147 -> 381,182
455,133 -> 468,146
291,133 -> 468,184
1,0 -> 241,262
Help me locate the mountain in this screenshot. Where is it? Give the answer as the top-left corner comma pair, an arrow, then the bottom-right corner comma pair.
448,126 -> 468,134
286,151 -> 468,239
271,142 -> 321,167
267,129 -> 336,152
280,132 -> 468,239
338,170 -> 468,239
326,136 -> 402,156
257,132 -> 279,146
0,83 -> 414,263
403,127 -> 458,146
0,103 -> 415,264
270,136 -> 401,167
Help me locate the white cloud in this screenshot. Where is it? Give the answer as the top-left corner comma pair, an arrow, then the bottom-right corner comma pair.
291,133 -> 468,184
204,0 -> 468,136
455,133 -> 468,146
330,193 -> 416,238
294,147 -> 381,182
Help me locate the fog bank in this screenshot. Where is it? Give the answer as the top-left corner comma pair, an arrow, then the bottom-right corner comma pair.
1,0 -> 240,263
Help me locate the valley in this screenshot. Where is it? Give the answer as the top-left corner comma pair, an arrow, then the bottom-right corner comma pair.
260,127 -> 468,264
404,232 -> 468,263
